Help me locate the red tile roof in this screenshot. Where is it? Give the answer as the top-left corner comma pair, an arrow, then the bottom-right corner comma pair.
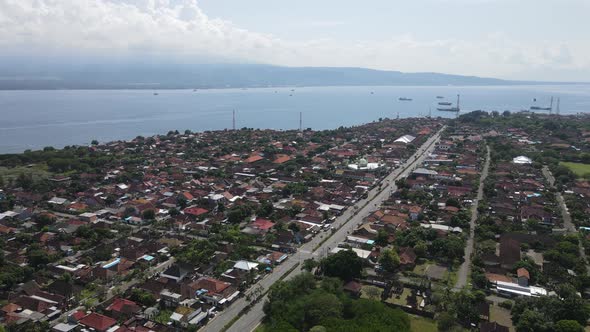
184,207 -> 208,217
273,155 -> 291,164
244,155 -> 264,163
251,218 -> 275,231
107,298 -> 140,314
79,312 -> 117,331
182,192 -> 194,201
195,277 -> 231,294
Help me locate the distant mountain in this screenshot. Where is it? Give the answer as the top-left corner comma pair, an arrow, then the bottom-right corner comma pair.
0,61 -> 565,90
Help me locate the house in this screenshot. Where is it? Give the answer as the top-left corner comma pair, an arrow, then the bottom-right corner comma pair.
185,277 -> 239,307
78,312 -> 117,332
517,268 -> 530,287
233,260 -> 259,272
160,289 -> 182,307
398,247 -> 417,268
242,218 -> 275,236
343,280 -> 362,297
161,264 -> 192,282
106,298 -> 141,319
184,207 -> 209,218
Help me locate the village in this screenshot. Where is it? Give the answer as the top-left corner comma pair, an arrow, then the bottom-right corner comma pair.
2,112 -> 590,332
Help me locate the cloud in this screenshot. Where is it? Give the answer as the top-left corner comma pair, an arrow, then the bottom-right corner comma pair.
0,0 -> 588,80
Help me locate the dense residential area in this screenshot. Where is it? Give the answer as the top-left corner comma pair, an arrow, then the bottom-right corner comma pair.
3,112 -> 590,332
0,118 -> 444,331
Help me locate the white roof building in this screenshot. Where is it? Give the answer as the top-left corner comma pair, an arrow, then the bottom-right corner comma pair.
48,197 -> 68,205
233,260 -> 259,271
513,156 -> 533,164
330,247 -> 372,259
394,135 -> 416,144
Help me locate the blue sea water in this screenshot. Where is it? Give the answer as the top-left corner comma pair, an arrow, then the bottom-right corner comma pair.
1,85 -> 589,153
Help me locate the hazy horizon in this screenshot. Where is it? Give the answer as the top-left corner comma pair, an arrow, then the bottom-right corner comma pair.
1,0 -> 590,82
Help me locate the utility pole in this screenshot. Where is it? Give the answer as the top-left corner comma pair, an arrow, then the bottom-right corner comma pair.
299,112 -> 302,132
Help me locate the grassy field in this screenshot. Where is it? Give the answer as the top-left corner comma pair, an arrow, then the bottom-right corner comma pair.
561,162 -> 590,178
409,315 -> 437,332
360,285 -> 383,301
0,164 -> 51,182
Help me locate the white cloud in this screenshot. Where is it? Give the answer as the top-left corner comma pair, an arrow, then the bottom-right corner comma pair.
0,0 -> 588,80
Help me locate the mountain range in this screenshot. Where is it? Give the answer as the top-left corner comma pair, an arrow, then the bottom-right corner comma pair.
0,61 -> 575,90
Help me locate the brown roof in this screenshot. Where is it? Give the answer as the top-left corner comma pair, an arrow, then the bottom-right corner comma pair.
79,313 -> 117,332
517,267 -> 530,279
499,237 -> 521,267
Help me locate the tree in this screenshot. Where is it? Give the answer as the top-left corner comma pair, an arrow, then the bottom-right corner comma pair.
516,309 -> 551,332
142,209 -> 155,220
437,312 -> 456,332
91,140 -> 99,145
379,248 -> 400,273
321,249 -> 363,281
257,200 -> 274,218
414,241 -> 427,257
130,289 -> 157,307
303,258 -> 318,272
26,246 -> 51,269
555,320 -> 584,332
375,230 -> 389,246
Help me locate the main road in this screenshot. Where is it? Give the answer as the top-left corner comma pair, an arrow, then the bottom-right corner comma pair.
200,126 -> 446,332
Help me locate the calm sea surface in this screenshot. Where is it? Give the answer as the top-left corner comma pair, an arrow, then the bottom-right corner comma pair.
1,85 -> 589,153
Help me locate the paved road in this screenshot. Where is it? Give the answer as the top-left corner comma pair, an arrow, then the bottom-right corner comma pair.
200,127 -> 446,332
455,145 -> 490,289
542,166 -> 590,274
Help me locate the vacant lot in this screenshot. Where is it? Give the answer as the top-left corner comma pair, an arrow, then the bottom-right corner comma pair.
409,315 -> 437,332
561,162 -> 590,178
360,285 -> 383,301
0,164 -> 51,182
490,305 -> 515,332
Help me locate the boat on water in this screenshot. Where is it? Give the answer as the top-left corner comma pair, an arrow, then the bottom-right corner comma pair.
153,92 -> 159,95
438,102 -> 452,106
530,96 -> 553,111
436,96 -> 444,99
437,94 -> 460,112
399,97 -> 412,101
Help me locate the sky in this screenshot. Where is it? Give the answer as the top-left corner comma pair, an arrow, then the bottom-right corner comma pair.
1,0 -> 589,81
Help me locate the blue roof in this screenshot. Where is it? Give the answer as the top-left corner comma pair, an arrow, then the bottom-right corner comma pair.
140,255 -> 155,261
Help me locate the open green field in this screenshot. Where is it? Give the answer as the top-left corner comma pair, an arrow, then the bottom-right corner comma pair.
561,162 -> 590,178
0,164 -> 51,182
409,315 -> 437,332
360,285 -> 383,301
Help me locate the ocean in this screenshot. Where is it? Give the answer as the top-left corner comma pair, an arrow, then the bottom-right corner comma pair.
1,85 -> 589,154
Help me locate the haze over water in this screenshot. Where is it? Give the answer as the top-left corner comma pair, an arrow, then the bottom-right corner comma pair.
1,84 -> 589,154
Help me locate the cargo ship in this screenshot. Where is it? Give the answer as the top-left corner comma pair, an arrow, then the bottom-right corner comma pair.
437,94 -> 460,112
398,97 -> 412,101
530,97 -> 553,111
